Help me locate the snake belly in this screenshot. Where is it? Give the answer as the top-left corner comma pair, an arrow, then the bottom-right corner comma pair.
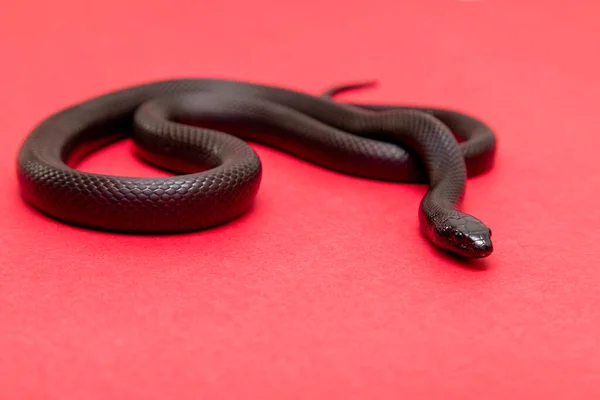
16,78 -> 496,258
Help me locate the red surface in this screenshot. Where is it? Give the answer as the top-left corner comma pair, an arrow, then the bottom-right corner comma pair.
1,0 -> 599,398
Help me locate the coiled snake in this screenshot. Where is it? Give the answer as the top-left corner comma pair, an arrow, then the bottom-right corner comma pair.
16,78 -> 496,258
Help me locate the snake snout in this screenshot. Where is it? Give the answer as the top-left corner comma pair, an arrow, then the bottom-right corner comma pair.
467,231 -> 493,258
447,230 -> 493,258
434,214 -> 493,258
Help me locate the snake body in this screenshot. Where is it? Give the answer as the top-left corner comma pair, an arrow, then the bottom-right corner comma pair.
16,78 -> 496,258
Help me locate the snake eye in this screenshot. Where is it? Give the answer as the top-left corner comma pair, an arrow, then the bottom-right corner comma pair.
446,231 -> 463,244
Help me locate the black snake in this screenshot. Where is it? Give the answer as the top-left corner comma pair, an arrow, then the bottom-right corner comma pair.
16,78 -> 496,258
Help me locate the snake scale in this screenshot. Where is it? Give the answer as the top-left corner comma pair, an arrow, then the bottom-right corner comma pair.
16,78 -> 496,258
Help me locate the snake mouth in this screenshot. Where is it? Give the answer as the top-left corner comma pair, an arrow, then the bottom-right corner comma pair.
463,241 -> 493,258
453,235 -> 493,258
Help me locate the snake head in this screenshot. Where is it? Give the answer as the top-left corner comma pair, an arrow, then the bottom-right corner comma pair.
434,214 -> 493,258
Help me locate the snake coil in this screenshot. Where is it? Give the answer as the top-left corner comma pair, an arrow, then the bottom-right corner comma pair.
17,78 -> 496,258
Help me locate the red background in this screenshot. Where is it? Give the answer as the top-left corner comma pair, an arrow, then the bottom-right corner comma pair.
1,0 -> 599,398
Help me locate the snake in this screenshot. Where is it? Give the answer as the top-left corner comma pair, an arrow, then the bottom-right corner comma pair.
16,78 -> 496,258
